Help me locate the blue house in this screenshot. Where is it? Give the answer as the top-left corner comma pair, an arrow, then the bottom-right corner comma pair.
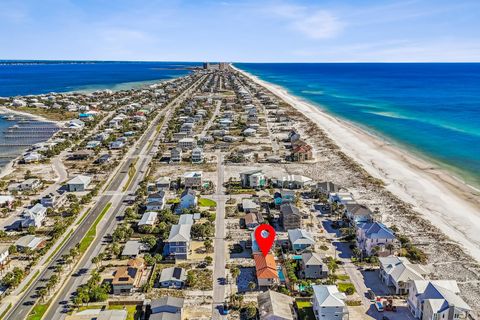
288,228 -> 315,252
163,224 -> 192,259
176,189 -> 197,213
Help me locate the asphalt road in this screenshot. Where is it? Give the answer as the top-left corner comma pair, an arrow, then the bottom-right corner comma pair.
5,75 -> 206,320
212,152 -> 228,319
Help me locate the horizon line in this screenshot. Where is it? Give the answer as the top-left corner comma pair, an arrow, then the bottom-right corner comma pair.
1,59 -> 480,64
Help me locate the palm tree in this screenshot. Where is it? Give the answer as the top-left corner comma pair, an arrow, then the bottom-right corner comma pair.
247,281 -> 256,292
38,288 -> 48,302
386,243 -> 395,255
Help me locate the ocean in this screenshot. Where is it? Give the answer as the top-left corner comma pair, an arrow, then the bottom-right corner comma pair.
0,115 -> 58,171
0,61 -> 199,173
1,61 -> 479,187
235,63 -> 480,187
0,61 -> 198,96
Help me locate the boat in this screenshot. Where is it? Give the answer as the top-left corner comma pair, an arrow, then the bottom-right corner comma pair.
5,115 -> 15,121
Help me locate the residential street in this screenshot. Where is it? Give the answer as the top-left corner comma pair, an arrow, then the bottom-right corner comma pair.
212,151 -> 227,319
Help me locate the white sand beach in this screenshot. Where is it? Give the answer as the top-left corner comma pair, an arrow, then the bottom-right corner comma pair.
0,106 -> 62,125
234,66 -> 480,263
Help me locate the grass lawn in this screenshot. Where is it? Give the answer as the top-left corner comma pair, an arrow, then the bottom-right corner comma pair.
26,303 -> 48,320
338,282 -> 356,294
122,159 -> 138,192
78,202 -> 111,253
296,301 -> 315,320
336,274 -> 350,281
9,106 -> 77,121
108,305 -> 139,320
198,198 -> 217,207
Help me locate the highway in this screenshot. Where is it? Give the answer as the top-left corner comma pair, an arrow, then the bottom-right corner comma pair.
5,75 -> 206,320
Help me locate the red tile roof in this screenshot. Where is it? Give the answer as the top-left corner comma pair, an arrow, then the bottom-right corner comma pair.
253,253 -> 279,279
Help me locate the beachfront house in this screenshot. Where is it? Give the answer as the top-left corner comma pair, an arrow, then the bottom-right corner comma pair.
378,256 -> 427,294
345,203 -> 373,226
328,192 -> 356,205
291,143 -> 313,162
356,222 -> 397,256
312,285 -> 348,320
407,280 -> 472,319
272,174 -> 313,189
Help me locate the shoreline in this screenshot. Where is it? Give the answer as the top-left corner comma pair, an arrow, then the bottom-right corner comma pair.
233,65 -> 480,262
0,107 -> 60,179
0,106 -> 62,125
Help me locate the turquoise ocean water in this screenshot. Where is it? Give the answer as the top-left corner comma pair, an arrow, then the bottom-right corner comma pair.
235,63 -> 480,187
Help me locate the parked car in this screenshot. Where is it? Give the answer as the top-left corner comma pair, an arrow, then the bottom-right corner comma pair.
375,301 -> 384,312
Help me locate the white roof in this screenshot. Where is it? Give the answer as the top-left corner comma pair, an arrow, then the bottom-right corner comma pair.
138,211 -> 157,226
379,256 -> 426,283
67,175 -> 92,185
313,285 -> 346,307
0,195 -> 14,204
184,171 -> 202,178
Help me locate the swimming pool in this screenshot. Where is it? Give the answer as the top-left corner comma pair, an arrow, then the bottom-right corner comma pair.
277,266 -> 286,282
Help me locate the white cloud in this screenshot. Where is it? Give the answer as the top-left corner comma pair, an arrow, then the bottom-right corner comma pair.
268,3 -> 343,40
292,10 -> 343,39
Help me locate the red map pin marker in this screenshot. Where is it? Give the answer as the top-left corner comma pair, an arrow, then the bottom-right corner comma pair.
255,224 -> 276,256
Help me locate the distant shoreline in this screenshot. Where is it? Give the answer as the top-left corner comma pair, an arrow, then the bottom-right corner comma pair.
233,64 -> 480,262
0,108 -> 59,179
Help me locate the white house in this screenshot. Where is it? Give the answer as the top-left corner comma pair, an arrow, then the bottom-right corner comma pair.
407,280 -> 472,320
240,169 -> 266,188
66,175 -> 92,192
312,285 -> 348,320
0,247 -> 9,265
378,256 -> 427,294
138,211 -> 158,227
328,192 -> 355,205
356,222 -> 397,256
21,203 -> 47,228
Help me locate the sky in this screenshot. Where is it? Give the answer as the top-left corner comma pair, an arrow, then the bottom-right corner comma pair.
1,0 -> 480,62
